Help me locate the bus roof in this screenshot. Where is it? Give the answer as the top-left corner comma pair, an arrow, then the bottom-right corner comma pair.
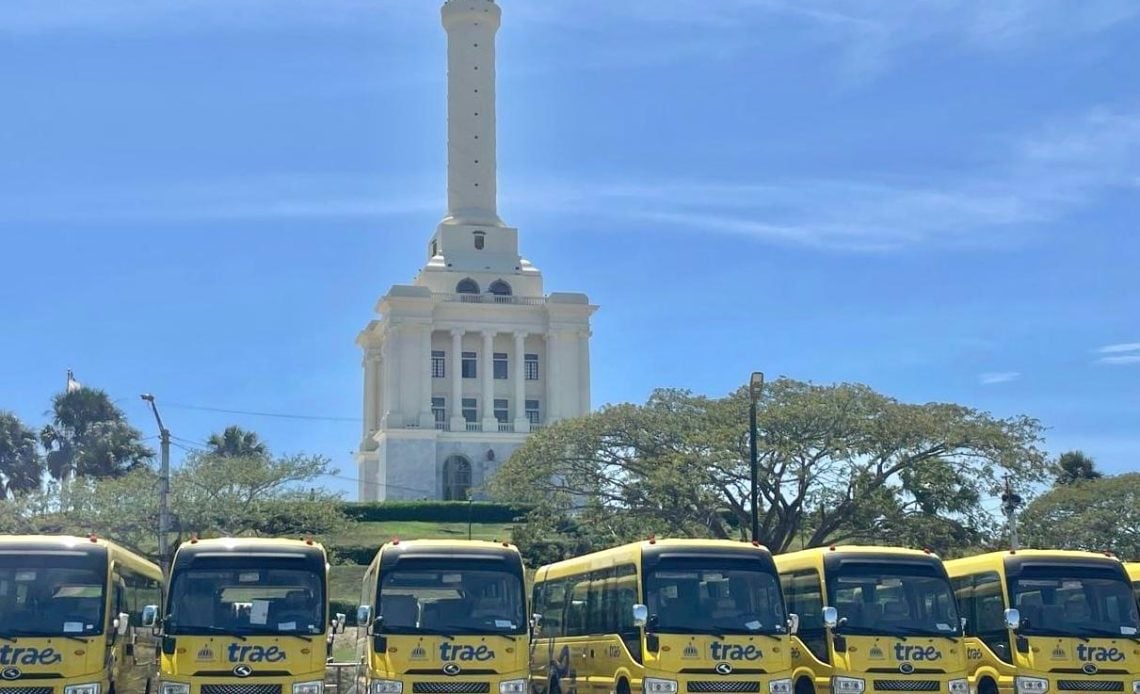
777,545 -> 941,562
945,549 -> 1124,574
172,537 -> 327,566
536,538 -> 775,580
1126,562 -> 1140,581
0,534 -> 161,579
370,539 -> 524,575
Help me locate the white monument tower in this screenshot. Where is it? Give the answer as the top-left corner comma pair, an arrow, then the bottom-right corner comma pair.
355,0 -> 596,502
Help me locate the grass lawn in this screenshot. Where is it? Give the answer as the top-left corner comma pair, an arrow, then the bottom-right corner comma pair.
328,520 -> 517,547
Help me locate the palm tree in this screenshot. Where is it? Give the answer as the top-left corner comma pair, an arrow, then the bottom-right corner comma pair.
0,412 -> 43,499
40,387 -> 152,481
206,425 -> 269,458
1054,450 -> 1102,486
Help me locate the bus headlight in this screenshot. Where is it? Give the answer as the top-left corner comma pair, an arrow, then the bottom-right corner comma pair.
294,681 -> 324,694
65,684 -> 101,694
948,680 -> 968,694
1015,678 -> 1049,694
371,681 -> 404,694
770,679 -> 793,694
160,683 -> 189,694
645,679 -> 679,694
500,680 -> 527,694
832,677 -> 865,694
1131,682 -> 1140,694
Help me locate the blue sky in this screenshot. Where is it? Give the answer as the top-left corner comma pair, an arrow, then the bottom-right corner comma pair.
1,0 -> 1138,502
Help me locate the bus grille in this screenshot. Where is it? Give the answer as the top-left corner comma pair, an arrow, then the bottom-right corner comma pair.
686,683 -> 761,693
411,683 -> 490,694
873,681 -> 940,692
201,685 -> 283,694
0,688 -> 53,694
1058,683 -> 1124,692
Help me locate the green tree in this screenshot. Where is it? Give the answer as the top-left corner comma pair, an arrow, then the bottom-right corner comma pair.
0,412 -> 44,499
1053,450 -> 1102,486
173,451 -> 345,538
1020,473 -> 1140,557
40,387 -> 153,480
207,425 -> 269,458
489,379 -> 1046,560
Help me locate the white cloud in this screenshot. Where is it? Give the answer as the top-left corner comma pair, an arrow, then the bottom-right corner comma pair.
1098,355 -> 1140,366
979,371 -> 1021,385
1097,342 -> 1140,354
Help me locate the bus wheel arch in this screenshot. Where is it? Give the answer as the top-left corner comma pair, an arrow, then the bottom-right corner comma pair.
978,677 -> 998,694
616,678 -> 630,694
795,676 -> 815,694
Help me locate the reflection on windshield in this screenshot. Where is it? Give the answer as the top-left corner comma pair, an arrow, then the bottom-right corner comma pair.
378,565 -> 525,634
829,562 -> 960,637
1011,567 -> 1140,637
646,560 -> 787,634
0,559 -> 106,637
168,567 -> 324,635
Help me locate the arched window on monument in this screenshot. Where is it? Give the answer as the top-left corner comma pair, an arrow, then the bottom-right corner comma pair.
456,278 -> 480,294
443,455 -> 473,501
488,280 -> 512,300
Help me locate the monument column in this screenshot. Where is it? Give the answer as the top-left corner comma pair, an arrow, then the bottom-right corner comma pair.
512,331 -> 528,432
419,326 -> 434,427
440,0 -> 502,226
450,328 -> 465,431
481,330 -> 496,431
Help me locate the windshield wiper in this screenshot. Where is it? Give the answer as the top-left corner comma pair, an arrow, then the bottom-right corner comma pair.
883,625 -> 959,642
661,627 -> 727,638
170,625 -> 247,641
397,627 -> 455,640
0,630 -> 88,644
1074,627 -> 1140,644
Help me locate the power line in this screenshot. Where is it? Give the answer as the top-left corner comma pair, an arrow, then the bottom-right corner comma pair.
164,402 -> 361,423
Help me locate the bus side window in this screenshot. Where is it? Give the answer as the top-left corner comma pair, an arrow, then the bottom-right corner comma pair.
782,570 -> 828,664
955,572 -> 1009,663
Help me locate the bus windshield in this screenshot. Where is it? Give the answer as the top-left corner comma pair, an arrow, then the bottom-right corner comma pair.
377,561 -> 526,635
1010,565 -> 1140,638
645,558 -> 787,635
167,560 -> 325,636
828,561 -> 961,637
0,554 -> 106,637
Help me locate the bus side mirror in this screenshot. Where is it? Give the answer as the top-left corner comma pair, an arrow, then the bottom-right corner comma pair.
115,612 -> 131,636
822,606 -> 838,629
960,617 -> 968,633
332,613 -> 347,635
530,613 -> 542,630
141,605 -> 159,628
788,613 -> 800,635
632,604 -> 648,628
357,605 -> 372,632
1003,608 -> 1020,631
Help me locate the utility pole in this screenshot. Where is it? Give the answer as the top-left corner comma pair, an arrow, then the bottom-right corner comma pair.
1001,473 -> 1023,551
748,372 -> 765,543
141,394 -> 171,576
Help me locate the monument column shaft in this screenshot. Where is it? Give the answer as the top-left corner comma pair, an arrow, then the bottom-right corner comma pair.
441,0 -> 501,225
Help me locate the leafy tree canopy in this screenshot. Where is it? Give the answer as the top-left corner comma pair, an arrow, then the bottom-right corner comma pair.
207,425 -> 269,459
1053,450 -> 1102,487
40,387 -> 152,480
489,379 -> 1047,562
1020,473 -> 1140,558
0,412 -> 43,499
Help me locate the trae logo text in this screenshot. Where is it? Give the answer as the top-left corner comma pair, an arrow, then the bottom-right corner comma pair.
0,647 -> 62,666
439,644 -> 494,662
1076,646 -> 1124,663
894,645 -> 942,661
709,643 -> 762,660
227,645 -> 286,663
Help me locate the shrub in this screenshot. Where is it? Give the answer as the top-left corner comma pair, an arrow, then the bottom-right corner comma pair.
338,501 -> 531,524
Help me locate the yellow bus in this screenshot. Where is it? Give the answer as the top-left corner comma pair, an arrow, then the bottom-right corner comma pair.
158,537 -> 340,694
0,534 -> 163,694
354,540 -> 529,694
945,550 -> 1140,694
530,539 -> 796,694
774,546 -> 968,694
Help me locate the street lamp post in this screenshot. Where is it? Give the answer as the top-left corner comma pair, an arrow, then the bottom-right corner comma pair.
749,372 -> 764,543
140,394 -> 171,576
